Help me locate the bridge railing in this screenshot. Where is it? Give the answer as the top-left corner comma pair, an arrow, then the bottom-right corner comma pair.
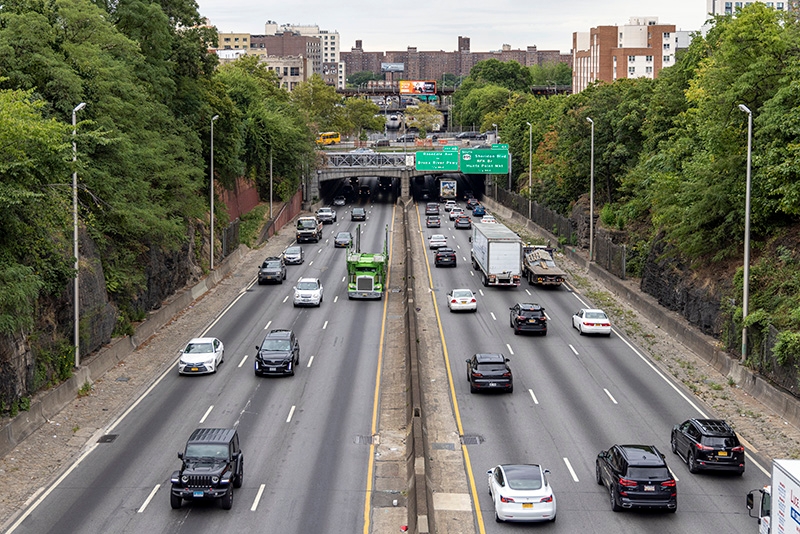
323,152 -> 409,168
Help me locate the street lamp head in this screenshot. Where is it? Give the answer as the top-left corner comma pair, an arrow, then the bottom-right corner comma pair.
586,117 -> 593,125
738,104 -> 751,114
74,102 -> 86,113
526,121 -> 532,127
212,114 -> 220,122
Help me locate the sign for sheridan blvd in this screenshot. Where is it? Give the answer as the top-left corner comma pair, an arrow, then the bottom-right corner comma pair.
459,149 -> 510,174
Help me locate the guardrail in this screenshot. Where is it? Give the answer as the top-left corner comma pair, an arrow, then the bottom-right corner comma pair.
322,152 -> 409,168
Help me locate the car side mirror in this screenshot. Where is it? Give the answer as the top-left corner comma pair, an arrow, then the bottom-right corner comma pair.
746,492 -> 754,511
255,346 -> 260,351
487,469 -> 493,475
178,452 -> 183,460
465,359 -> 471,363
505,358 -> 510,363
509,307 -> 514,311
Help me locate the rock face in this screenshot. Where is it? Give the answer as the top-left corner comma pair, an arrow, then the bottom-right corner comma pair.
640,234 -> 724,337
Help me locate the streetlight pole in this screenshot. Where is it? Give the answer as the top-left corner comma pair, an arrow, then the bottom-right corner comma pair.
586,117 -> 595,263
492,123 -> 498,144
526,121 -> 533,219
210,114 -> 219,270
72,102 -> 86,369
738,104 -> 753,362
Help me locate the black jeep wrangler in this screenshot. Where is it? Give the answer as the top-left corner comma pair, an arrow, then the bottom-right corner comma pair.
170,428 -> 243,510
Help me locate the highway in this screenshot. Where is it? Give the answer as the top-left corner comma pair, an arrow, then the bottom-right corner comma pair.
414,200 -> 768,533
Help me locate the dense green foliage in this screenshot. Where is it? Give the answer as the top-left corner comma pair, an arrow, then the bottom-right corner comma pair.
346,70 -> 381,88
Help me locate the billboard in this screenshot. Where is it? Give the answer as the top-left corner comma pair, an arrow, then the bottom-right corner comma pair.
381,62 -> 405,72
399,80 -> 437,95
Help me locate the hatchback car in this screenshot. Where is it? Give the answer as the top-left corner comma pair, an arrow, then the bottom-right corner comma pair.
454,216 -> 472,230
425,202 -> 440,216
472,204 -> 486,216
428,234 -> 447,249
254,329 -> 300,376
466,353 -> 513,393
178,337 -> 224,375
351,207 -> 366,221
282,245 -> 304,265
333,196 -> 346,206
596,444 -> 677,512
572,308 -> 612,336
434,247 -> 457,267
671,419 -> 745,475
509,303 -> 547,335
426,215 -> 441,228
449,207 -> 464,220
258,256 -> 286,284
488,464 -> 556,523
293,278 -> 323,307
447,289 -> 476,312
444,200 -> 457,212
334,231 -> 353,248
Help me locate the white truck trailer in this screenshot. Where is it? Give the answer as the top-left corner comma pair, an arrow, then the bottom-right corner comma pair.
470,222 -> 522,287
747,459 -> 800,534
439,179 -> 457,202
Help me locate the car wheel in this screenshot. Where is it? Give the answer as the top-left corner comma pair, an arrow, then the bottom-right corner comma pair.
578,324 -> 584,335
220,487 -> 233,510
671,434 -> 678,454
514,327 -> 519,335
688,449 -> 699,473
170,492 -> 182,509
610,488 -> 622,512
469,383 -> 477,394
508,385 -> 513,394
495,510 -> 503,523
596,463 -> 604,485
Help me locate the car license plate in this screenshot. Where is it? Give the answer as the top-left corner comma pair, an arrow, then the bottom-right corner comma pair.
269,367 -> 276,372
644,485 -> 655,492
718,451 -> 728,456
522,503 -> 533,509
489,382 -> 497,387
193,490 -> 204,497
190,367 -> 199,372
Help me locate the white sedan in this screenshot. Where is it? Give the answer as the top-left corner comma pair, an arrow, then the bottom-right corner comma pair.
572,308 -> 612,336
481,215 -> 497,223
488,464 -> 556,523
447,289 -> 477,312
178,337 -> 224,375
428,234 -> 447,249
449,207 -> 464,220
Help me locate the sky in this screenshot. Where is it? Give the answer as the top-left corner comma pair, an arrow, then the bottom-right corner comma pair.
196,0 -> 711,54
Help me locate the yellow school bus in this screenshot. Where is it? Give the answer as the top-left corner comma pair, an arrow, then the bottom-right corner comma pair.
316,132 -> 341,145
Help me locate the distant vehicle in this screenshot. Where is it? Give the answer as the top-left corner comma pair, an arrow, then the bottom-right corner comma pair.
466,198 -> 480,210
471,222 -> 523,287
351,207 -> 366,221
316,131 -> 340,145
426,215 -> 441,228
434,247 -> 457,268
419,188 -> 430,200
371,138 -> 391,147
296,216 -> 323,243
316,207 -> 337,224
444,200 -> 457,212
481,215 -> 497,223
447,289 -> 477,312
333,196 -> 346,206
454,216 -> 472,230
522,246 -> 566,286
428,234 -> 447,249
472,205 -> 486,216
488,464 -> 556,522
255,329 -> 300,376
258,256 -> 286,285
397,133 -> 417,143
456,131 -> 487,141
334,231 -> 353,248
282,246 -> 304,265
178,337 -> 224,375
350,147 -> 375,153
509,303 -> 547,336
359,185 -> 371,196
293,277 -> 323,307
425,202 -> 440,216
466,353 -> 513,393
596,444 -> 677,512
439,179 -> 457,202
572,308 -> 612,336
449,207 -> 464,220
671,419 -> 744,475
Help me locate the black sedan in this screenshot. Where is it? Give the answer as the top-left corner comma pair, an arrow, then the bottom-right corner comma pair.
454,215 -> 472,229
466,353 -> 513,394
434,247 -> 457,267
334,231 -> 353,248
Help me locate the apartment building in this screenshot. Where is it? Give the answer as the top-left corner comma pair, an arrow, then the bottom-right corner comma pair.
572,17 -> 678,93
217,32 -> 250,50
264,22 -> 345,88
707,0 -> 790,14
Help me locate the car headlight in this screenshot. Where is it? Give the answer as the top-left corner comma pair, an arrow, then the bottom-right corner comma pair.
212,475 -> 219,483
181,475 -> 188,483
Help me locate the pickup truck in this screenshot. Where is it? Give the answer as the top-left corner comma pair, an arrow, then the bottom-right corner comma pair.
316,207 -> 337,224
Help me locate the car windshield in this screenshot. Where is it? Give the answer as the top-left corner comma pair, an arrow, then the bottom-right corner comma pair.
297,220 -> 315,229
185,342 -> 213,353
452,290 -> 472,298
185,444 -> 228,459
262,339 -> 291,351
353,209 -> 365,214
585,311 -> 608,319
336,233 -> 350,239
297,281 -> 319,290
262,261 -> 281,269
285,247 -> 300,255
627,466 -> 671,480
505,466 -> 543,491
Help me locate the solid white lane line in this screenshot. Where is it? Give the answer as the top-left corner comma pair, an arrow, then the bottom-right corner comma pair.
264,320 -> 272,330
490,312 -> 496,321
572,292 -> 591,307
668,466 -> 680,482
137,484 -> 160,513
323,321 -> 328,330
569,345 -> 578,355
334,295 -> 339,303
238,355 -> 248,368
286,405 -> 296,423
307,356 -> 314,367
479,289 -> 484,296
251,484 -> 266,511
563,458 -> 579,482
528,388 -> 539,405
506,344 -> 514,355
282,296 -> 289,303
199,405 -> 213,423
604,388 -> 618,404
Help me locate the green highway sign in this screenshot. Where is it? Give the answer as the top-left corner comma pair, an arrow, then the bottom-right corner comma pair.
443,145 -> 459,152
460,149 -> 510,174
492,143 -> 509,150
415,150 -> 460,171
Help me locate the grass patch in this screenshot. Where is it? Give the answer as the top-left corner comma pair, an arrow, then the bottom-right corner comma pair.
239,204 -> 272,247
77,381 -> 92,398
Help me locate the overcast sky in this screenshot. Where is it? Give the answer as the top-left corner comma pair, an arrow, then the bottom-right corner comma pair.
196,0 -> 711,54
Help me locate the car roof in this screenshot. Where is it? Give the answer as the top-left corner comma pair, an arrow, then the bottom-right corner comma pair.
187,427 -> 236,445
263,256 -> 281,261
186,337 -> 217,344
336,231 -> 351,236
617,444 -> 666,466
691,419 -> 736,436
265,329 -> 293,339
438,247 -> 455,252
474,353 -> 506,363
583,308 -> 606,313
297,277 -> 318,283
430,234 -> 445,238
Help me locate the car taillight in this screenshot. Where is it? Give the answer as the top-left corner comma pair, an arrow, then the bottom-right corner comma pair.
539,495 -> 553,503
470,299 -> 476,303
695,443 -> 714,451
732,446 -> 744,452
472,372 -> 483,378
499,495 -> 515,503
516,315 -> 525,321
451,299 -> 457,304
661,479 -> 676,488
502,372 -> 511,377
618,477 -> 638,488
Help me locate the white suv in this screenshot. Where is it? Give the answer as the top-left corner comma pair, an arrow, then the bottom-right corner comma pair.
293,278 -> 323,307
444,200 -> 457,212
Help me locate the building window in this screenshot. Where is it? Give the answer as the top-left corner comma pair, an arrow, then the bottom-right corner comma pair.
628,55 -> 635,62
777,1 -> 784,7
290,67 -> 300,76
628,66 -> 635,75
663,43 -> 671,50
283,67 -> 288,76
664,55 -> 671,62
766,2 -> 774,6
735,1 -> 742,7
646,66 -> 653,74
663,32 -> 670,39
646,55 -> 653,62
224,38 -> 230,42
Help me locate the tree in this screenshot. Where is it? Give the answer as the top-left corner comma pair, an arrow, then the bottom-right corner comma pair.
530,62 -> 572,86
291,74 -> 343,133
404,103 -> 443,135
340,97 -> 384,137
346,70 -> 381,88
467,59 -> 533,92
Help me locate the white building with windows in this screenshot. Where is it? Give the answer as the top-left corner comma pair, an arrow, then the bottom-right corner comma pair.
707,0 -> 789,15
264,22 -> 346,88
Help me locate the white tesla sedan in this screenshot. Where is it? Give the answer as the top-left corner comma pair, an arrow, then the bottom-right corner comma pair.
488,464 -> 556,523
178,337 -> 224,375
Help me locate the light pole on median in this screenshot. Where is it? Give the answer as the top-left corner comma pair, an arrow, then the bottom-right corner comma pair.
526,121 -> 533,219
586,117 -> 595,263
738,104 -> 753,363
210,114 -> 219,270
72,102 -> 86,369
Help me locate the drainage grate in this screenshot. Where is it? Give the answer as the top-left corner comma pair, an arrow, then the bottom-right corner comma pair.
461,435 -> 483,446
98,434 -> 118,443
354,435 -> 373,445
431,442 -> 455,450
115,376 -> 130,382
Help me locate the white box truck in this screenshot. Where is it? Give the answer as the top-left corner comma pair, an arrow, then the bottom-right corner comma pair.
470,222 -> 522,287
747,459 -> 800,534
439,179 -> 457,202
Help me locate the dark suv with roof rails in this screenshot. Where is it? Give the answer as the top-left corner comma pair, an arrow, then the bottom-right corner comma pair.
170,428 -> 243,510
255,329 -> 300,376
596,444 -> 677,512
509,303 -> 547,335
671,418 -> 745,475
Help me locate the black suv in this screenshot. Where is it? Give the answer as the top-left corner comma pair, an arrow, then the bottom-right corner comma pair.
258,256 -> 286,285
351,207 -> 366,221
596,444 -> 677,512
671,419 -> 745,475
255,329 -> 300,376
466,353 -> 513,394
509,303 -> 547,335
434,247 -> 457,267
170,428 -> 243,510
